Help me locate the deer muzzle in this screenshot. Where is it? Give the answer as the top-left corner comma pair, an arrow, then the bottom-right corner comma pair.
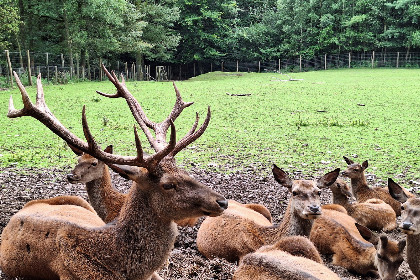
66,173 -> 80,183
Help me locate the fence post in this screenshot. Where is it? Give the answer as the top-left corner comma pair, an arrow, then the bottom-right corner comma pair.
258,61 -> 261,73
5,50 -> 13,87
348,52 -> 351,68
278,59 -> 281,72
299,55 -> 302,72
61,53 -> 64,68
371,51 -> 375,68
76,54 -> 79,79
324,54 -> 327,70
46,52 -> 50,82
125,62 -> 128,79
99,58 -> 103,81
236,60 -> 239,72
82,66 -> 85,80
27,50 -> 33,86
396,52 -> 400,68
55,66 -> 58,84
210,63 -> 213,72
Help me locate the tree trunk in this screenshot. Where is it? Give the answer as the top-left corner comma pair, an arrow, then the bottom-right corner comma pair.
63,5 -> 74,74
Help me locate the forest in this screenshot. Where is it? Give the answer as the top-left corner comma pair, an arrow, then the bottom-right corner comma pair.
1,0 -> 420,70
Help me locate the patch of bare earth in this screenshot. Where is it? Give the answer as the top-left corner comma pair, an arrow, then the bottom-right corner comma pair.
0,166 -> 414,279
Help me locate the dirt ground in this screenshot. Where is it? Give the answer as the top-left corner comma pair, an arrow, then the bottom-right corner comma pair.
0,165 -> 415,280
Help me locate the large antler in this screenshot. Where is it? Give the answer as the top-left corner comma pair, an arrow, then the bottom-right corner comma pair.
8,72 -> 176,172
97,64 -> 211,158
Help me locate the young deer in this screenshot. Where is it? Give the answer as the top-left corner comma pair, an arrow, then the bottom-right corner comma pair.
388,178 -> 420,279
233,236 -> 340,280
329,178 -> 396,231
310,207 -> 404,277
342,156 -> 402,215
196,165 -> 340,262
0,68 -> 228,280
67,145 -> 198,226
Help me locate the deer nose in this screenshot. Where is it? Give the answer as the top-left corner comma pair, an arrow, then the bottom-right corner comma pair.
341,171 -> 348,176
216,199 -> 228,210
402,222 -> 413,230
309,205 -> 320,214
67,174 -> 79,182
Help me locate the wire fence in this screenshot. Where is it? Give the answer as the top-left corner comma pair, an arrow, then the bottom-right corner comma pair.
1,50 -> 420,87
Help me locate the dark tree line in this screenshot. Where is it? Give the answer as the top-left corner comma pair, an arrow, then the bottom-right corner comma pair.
1,0 -> 420,68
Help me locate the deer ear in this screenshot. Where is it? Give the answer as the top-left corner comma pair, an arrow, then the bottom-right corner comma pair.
379,235 -> 388,248
317,168 -> 340,188
388,178 -> 408,203
361,160 -> 368,170
343,156 -> 354,165
272,164 -> 292,189
104,145 -> 113,154
398,240 -> 406,252
68,143 -> 84,156
108,164 -> 139,181
356,223 -> 379,245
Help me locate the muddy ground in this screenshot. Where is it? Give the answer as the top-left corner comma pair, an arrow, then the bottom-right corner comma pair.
0,165 -> 415,279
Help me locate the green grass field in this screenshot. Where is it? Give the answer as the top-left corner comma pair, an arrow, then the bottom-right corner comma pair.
1,68 -> 419,182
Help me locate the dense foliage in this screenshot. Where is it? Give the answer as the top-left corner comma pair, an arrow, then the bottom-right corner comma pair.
1,0 -> 420,64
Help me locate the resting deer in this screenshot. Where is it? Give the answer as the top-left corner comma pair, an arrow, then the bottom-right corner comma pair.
329,178 -> 396,231
310,206 -> 405,277
196,165 -> 340,262
342,156 -> 402,215
233,236 -> 340,280
0,68 -> 228,280
388,178 -> 420,279
67,145 -> 198,226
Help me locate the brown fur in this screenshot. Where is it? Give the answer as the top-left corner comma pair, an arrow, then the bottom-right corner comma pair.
196,166 -> 340,262
330,178 -> 396,231
234,236 -> 339,280
310,208 -> 377,275
389,183 -> 420,279
342,156 -> 401,216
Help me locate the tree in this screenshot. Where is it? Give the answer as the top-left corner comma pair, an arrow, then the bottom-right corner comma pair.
0,0 -> 21,50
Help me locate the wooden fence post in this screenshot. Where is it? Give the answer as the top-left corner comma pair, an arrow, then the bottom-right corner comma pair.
396,52 -> 400,68
5,50 -> 13,87
125,62 -> 128,79
324,54 -> 327,70
278,59 -> 281,72
348,52 -> 351,68
258,61 -> 261,73
55,66 -> 58,84
221,61 -> 224,72
236,60 -> 239,72
76,54 -> 79,79
371,51 -> 375,68
99,58 -> 103,81
27,50 -> 33,86
299,55 -> 302,72
82,66 -> 85,80
46,52 -> 50,82
61,53 -> 64,68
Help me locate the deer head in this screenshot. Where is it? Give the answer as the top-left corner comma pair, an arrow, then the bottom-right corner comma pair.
8,67 -> 228,222
342,156 -> 368,179
272,165 -> 340,219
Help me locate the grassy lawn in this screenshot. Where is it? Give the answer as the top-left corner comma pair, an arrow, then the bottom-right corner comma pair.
1,68 -> 419,182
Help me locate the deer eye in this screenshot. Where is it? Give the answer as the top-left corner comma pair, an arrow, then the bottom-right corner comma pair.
401,205 -> 405,210
163,183 -> 176,190
91,162 -> 97,166
376,253 -> 384,260
317,191 -> 322,195
292,191 -> 298,196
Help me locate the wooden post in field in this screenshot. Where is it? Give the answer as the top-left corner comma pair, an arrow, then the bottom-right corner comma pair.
125,62 -> 128,79
348,52 -> 351,68
61,53 -> 64,68
26,50 -> 33,86
258,61 -> 261,73
396,52 -> 400,68
99,58 -> 103,81
236,60 -> 239,72
371,51 -> 375,68
19,50 -> 23,69
210,63 -> 213,72
46,52 -> 50,82
324,54 -> 327,70
76,54 -> 79,79
221,61 -> 224,72
299,55 -> 302,72
278,59 -> 281,72
55,66 -> 58,84
5,50 -> 13,87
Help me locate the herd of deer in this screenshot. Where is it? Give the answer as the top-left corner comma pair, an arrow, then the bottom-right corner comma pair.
0,65 -> 419,280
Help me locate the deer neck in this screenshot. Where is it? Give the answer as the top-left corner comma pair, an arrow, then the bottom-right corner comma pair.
406,234 -> 420,269
332,193 -> 354,215
85,165 -> 111,221
110,183 -> 178,279
350,175 -> 369,198
262,199 -> 314,244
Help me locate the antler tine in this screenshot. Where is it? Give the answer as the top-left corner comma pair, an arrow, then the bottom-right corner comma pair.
161,82 -> 194,131
8,72 -> 34,118
100,64 -> 158,150
169,107 -> 211,157
149,120 -> 177,166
